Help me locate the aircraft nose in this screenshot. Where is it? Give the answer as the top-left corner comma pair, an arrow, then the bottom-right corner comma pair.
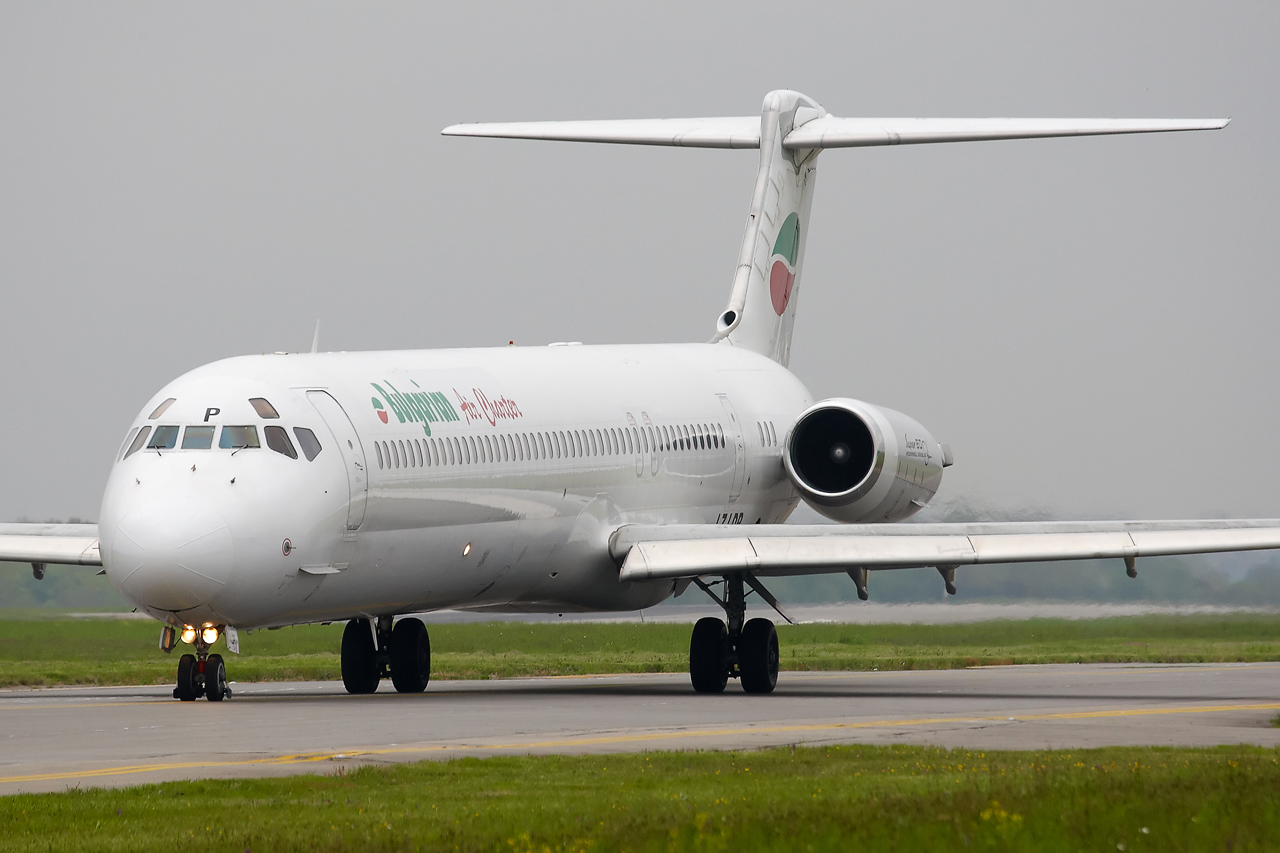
106,498 -> 234,612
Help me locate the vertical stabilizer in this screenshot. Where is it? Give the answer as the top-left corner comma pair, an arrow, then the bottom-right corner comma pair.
711,90 -> 824,366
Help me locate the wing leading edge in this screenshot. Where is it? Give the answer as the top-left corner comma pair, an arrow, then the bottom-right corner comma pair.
610,521 -> 1280,582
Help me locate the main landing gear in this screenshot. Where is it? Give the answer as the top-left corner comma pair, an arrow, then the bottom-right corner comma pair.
341,616 -> 432,694
688,574 -> 781,694
169,624 -> 231,702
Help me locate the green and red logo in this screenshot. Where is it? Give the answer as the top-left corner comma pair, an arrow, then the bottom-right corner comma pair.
370,381 -> 461,436
769,213 -> 801,315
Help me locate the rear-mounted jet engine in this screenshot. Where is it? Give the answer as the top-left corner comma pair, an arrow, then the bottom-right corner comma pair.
783,398 -> 951,523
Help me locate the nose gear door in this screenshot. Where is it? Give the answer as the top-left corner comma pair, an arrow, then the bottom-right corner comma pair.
306,390 -> 369,530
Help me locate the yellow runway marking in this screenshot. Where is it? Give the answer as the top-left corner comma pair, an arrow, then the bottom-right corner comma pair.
3,701 -> 1278,785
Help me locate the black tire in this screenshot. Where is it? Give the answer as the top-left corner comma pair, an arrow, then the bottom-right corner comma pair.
689,617 -> 728,694
389,618 -> 431,694
175,653 -> 200,701
739,618 -> 779,694
205,654 -> 227,702
341,619 -> 380,694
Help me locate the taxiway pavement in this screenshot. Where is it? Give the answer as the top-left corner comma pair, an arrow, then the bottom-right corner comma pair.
3,662 -> 1278,795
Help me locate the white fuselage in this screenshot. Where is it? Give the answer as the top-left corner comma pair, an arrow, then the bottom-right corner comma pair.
98,343 -> 812,629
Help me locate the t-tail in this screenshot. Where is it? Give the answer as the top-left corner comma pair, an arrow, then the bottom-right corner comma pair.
443,93 -> 1227,365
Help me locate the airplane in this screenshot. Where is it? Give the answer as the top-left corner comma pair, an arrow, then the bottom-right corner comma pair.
3,89 -> 1277,702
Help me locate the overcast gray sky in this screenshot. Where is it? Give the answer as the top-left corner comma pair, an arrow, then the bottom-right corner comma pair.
2,2 -> 1277,524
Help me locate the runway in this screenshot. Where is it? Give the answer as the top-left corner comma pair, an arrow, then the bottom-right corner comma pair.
3,662 -> 1278,795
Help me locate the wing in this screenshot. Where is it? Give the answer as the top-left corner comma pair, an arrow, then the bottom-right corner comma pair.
610,520 -> 1280,581
0,523 -> 101,567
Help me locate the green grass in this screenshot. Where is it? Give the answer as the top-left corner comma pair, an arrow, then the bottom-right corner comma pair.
3,614 -> 1280,688
3,744 -> 1279,851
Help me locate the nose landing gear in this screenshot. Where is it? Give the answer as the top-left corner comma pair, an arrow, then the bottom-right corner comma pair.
688,574 -> 782,694
341,616 -> 432,695
172,627 -> 231,701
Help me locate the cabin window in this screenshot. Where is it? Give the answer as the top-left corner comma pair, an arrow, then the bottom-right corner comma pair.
182,425 -> 215,450
482,435 -> 492,462
415,439 -> 423,467
148,425 -> 179,449
570,431 -> 580,457
717,424 -> 725,448
294,428 -> 322,461
503,434 -> 512,462
644,426 -> 654,453
375,442 -> 384,469
148,398 -> 176,420
431,438 -> 440,466
449,438 -> 459,465
249,398 -> 280,419
219,425 -> 260,449
124,426 -> 151,459
404,440 -> 413,467
769,422 -> 777,445
265,426 -> 297,459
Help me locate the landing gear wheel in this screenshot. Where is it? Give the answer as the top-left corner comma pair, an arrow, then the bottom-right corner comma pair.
175,653 -> 200,701
738,618 -> 778,694
205,654 -> 228,702
341,618 -> 381,694
689,617 -> 729,694
390,618 -> 431,694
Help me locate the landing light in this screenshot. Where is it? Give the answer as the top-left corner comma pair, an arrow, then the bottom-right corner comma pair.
201,626 -> 220,644
180,625 -> 197,644
462,543 -> 472,556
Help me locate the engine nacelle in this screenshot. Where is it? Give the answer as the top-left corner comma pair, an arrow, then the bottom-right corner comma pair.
783,398 -> 948,523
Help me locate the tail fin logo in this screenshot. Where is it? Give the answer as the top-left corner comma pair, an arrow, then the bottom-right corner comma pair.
769,213 -> 801,315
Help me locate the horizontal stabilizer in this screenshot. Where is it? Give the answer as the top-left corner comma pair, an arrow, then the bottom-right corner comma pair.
444,115 -> 1228,151
782,116 -> 1230,149
442,117 -> 761,148
611,520 -> 1280,581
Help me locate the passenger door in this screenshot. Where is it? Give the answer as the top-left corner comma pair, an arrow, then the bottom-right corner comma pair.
307,390 -> 369,530
717,394 -> 746,503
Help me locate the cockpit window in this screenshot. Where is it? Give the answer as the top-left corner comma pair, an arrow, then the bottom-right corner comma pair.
124,426 -> 151,459
293,427 -> 322,461
219,425 -> 260,449
182,425 -> 215,449
264,426 -> 297,459
148,398 -> 176,420
147,425 -> 179,450
119,427 -> 139,460
249,398 -> 280,419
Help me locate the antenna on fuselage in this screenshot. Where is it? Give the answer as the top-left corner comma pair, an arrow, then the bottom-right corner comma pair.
310,320 -> 320,354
